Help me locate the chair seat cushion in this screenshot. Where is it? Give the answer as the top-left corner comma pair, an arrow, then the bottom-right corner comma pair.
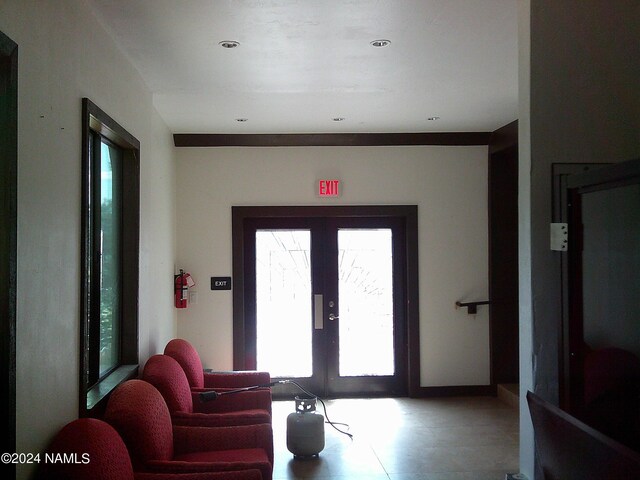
172,448 -> 272,479
173,409 -> 271,427
173,448 -> 269,465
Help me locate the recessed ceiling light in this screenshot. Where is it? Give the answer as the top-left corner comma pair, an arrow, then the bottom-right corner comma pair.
370,39 -> 391,48
332,117 -> 345,122
427,116 -> 441,121
235,118 -> 248,122
219,40 -> 240,49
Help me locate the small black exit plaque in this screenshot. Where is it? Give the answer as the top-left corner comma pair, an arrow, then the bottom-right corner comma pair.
211,277 -> 232,290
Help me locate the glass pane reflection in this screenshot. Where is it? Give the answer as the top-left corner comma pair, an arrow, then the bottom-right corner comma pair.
99,141 -> 121,377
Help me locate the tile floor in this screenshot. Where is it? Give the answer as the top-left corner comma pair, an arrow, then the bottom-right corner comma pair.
271,396 -> 519,480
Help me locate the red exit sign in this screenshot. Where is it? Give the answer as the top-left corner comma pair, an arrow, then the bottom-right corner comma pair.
318,179 -> 341,197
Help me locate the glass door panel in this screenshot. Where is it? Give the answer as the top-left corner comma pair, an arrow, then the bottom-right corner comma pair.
255,230 -> 312,378
338,229 -> 395,377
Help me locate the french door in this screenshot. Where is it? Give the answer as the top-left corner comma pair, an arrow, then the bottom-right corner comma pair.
234,207 -> 414,398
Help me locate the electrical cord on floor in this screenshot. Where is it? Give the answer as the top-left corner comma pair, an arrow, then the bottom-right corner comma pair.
277,380 -> 354,440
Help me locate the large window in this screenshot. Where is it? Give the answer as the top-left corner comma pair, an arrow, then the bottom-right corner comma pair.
80,98 -> 139,416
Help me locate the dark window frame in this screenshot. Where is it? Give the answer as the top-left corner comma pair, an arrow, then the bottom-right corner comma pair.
80,98 -> 140,417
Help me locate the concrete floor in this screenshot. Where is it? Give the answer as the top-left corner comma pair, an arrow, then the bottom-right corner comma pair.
271,396 -> 519,480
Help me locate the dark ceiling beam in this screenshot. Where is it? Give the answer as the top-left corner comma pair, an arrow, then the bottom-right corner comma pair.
173,132 -> 492,147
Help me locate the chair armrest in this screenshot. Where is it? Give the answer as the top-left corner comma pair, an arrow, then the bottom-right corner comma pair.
173,424 -> 273,464
192,389 -> 272,415
203,371 -> 271,389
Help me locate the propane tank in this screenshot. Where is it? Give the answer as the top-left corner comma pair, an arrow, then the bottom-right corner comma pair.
286,395 -> 325,458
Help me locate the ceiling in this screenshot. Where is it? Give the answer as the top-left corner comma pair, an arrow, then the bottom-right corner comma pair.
88,0 -> 518,135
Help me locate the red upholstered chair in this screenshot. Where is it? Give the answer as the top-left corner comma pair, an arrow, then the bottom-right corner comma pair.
40,417 -> 262,480
104,380 -> 273,480
164,339 -> 271,390
142,354 -> 271,427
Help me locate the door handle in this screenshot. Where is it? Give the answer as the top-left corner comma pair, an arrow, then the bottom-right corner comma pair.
329,313 -> 339,321
314,294 -> 324,330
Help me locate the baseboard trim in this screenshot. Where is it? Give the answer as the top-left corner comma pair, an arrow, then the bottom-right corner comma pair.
415,384 -> 497,397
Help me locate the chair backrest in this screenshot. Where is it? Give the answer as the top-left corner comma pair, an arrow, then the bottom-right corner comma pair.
142,354 -> 194,414
104,379 -> 174,468
527,390 -> 640,480
42,417 -> 134,480
164,338 -> 205,389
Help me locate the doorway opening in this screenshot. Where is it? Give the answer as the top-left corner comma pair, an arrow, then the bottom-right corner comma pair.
488,120 -> 519,398
232,206 -> 419,398
564,158 -> 640,450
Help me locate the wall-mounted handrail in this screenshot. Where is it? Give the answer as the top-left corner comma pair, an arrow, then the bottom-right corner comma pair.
455,300 -> 490,315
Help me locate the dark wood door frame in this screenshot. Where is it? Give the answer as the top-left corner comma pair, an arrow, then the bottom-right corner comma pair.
232,205 -> 420,397
488,121 -> 519,387
0,30 -> 17,477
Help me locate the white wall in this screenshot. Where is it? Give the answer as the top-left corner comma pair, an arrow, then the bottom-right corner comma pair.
0,1 -> 177,478
175,145 -> 489,388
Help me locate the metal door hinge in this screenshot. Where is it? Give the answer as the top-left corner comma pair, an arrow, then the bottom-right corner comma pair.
550,223 -> 568,251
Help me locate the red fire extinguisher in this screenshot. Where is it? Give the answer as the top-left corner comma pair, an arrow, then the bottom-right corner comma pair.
174,270 -> 194,309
